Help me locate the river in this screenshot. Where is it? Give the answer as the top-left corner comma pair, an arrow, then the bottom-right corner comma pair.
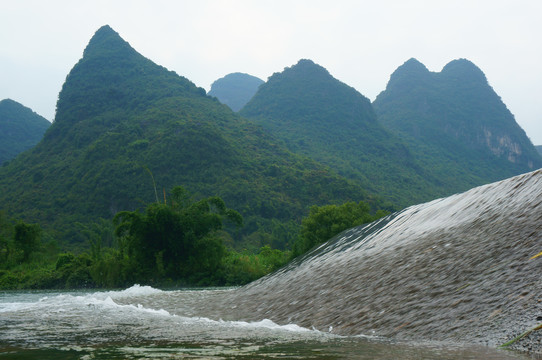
0,286 -> 530,359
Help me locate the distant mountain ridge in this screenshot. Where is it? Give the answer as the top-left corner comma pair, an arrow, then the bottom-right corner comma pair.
0,26 -> 371,247
373,58 -> 542,191
0,99 -> 50,165
208,72 -> 264,111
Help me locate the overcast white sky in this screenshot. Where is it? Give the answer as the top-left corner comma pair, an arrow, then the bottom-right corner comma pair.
2,0 -> 541,143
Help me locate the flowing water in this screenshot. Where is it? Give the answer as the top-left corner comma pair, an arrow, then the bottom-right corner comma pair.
2,169 -> 542,358
0,286 -> 531,359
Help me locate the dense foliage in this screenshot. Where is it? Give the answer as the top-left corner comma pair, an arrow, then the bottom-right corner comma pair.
292,202 -> 388,257
208,72 -> 264,111
240,59 -> 443,207
373,58 -> 542,192
0,213 -> 63,289
13,221 -> 42,262
0,26 -> 373,250
0,99 -> 50,165
0,188 -> 284,289
0,192 -> 384,289
113,187 -> 243,283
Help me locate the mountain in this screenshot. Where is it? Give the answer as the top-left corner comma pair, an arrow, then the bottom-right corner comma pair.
536,145 -> 542,156
0,26 -> 371,248
0,99 -> 50,165
373,58 -> 542,191
208,72 -> 264,111
240,59 -> 442,207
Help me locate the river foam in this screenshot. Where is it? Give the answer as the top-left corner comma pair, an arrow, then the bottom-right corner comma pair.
0,284 -> 317,346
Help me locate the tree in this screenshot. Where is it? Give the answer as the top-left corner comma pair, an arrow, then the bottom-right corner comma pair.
113,186 -> 243,282
78,218 -> 116,261
0,211 -> 14,264
292,201 -> 387,257
13,221 -> 42,262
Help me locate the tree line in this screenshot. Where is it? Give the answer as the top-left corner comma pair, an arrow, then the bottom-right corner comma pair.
0,186 -> 387,289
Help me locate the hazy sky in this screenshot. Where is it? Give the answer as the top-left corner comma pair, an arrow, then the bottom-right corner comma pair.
2,0 -> 541,143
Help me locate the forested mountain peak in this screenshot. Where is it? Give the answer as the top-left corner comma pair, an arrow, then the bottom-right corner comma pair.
263,59 -> 350,93
46,25 -> 205,148
396,58 -> 428,73
1,98 -> 25,108
0,99 -> 50,164
55,25 -> 205,121
385,58 -> 432,93
440,58 -> 488,85
0,98 -> 48,119
241,58 -> 375,126
0,99 -> 50,127
82,25 -> 131,59
374,58 -> 542,191
282,59 -> 330,77
208,72 -> 264,111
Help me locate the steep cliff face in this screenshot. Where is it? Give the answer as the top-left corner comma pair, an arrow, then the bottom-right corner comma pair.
480,128 -> 524,164
374,58 -> 542,189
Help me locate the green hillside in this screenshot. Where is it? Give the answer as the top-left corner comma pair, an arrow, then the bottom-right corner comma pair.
0,99 -> 50,165
0,26 -> 372,249
373,58 -> 542,190
240,59 -> 441,207
208,72 -> 264,111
